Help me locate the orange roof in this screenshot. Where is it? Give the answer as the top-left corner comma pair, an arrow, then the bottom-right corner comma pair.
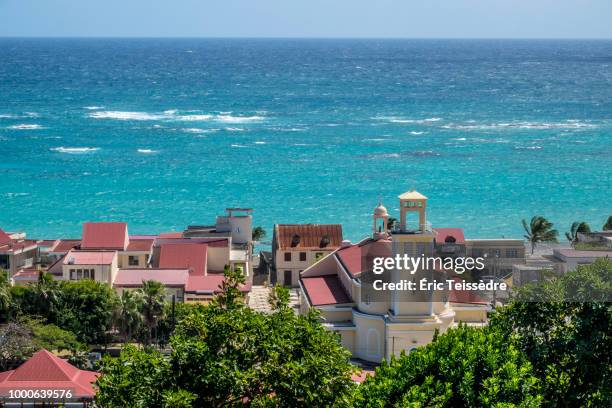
275,224 -> 343,250
81,222 -> 128,250
0,349 -> 99,398
433,228 -> 465,244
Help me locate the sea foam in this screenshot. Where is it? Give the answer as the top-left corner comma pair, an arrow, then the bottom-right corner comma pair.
51,147 -> 100,154
7,124 -> 44,130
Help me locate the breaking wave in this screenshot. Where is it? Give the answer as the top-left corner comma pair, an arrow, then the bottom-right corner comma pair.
88,110 -> 266,123
7,124 -> 44,130
51,147 -> 100,154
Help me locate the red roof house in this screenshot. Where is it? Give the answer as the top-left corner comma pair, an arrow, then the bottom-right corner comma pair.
81,222 -> 128,250
0,349 -> 98,401
159,243 -> 207,275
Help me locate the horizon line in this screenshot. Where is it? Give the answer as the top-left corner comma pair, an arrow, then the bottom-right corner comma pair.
1,35 -> 612,41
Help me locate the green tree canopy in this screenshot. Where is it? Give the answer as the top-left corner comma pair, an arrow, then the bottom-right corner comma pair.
96,272 -> 355,407
353,325 -> 542,408
491,258 -> 612,407
252,226 -> 266,241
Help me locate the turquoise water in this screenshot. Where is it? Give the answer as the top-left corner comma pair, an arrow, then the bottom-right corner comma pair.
1,39 -> 611,242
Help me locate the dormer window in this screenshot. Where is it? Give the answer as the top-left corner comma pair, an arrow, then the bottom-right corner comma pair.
444,235 -> 456,243
320,235 -> 330,248
290,234 -> 300,247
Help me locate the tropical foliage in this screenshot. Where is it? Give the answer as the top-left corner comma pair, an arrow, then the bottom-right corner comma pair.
95,268 -> 355,408
522,216 -> 558,254
252,226 -> 266,241
565,221 -> 591,244
353,324 -> 542,407
491,259 -> 612,407
603,216 -> 612,231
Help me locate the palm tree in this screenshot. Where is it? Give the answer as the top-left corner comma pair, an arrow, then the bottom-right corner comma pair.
138,280 -> 166,345
565,221 -> 591,245
387,217 -> 397,231
522,216 -> 559,254
0,270 -> 11,316
114,290 -> 143,343
603,216 -> 612,231
32,272 -> 59,318
252,226 -> 266,242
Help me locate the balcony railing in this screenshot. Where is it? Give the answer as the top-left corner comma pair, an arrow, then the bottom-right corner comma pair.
390,221 -> 433,234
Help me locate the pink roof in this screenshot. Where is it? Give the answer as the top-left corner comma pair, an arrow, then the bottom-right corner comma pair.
336,245 -> 362,277
158,232 -> 183,239
114,268 -> 188,287
0,228 -> 11,246
81,222 -> 128,250
51,239 -> 81,253
159,243 -> 207,275
0,349 -> 99,398
64,250 -> 116,265
335,239 -> 392,278
126,239 -> 154,252
12,268 -> 41,282
301,275 -> 352,306
156,237 -> 229,248
186,271 -> 251,293
433,228 -> 465,245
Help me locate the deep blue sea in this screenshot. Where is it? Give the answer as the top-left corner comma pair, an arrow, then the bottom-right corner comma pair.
1,39 -> 611,243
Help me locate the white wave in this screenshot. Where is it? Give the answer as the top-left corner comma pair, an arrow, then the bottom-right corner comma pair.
51,147 -> 100,154
409,131 -> 425,135
270,127 -> 306,132
137,149 -> 158,154
374,116 -> 442,124
0,114 -> 15,119
83,106 -> 104,110
176,114 -> 213,121
515,145 -> 543,150
7,124 -> 44,130
5,192 -> 30,198
254,141 -> 266,144
452,137 -> 467,141
225,127 -> 245,132
215,115 -> 264,123
443,121 -> 597,130
231,144 -> 247,148
182,128 -> 209,134
364,138 -> 388,142
89,111 -> 165,120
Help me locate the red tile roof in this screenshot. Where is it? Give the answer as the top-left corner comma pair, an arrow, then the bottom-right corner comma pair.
433,228 -> 465,245
81,222 -> 128,250
64,250 -> 116,265
159,243 -> 207,275
0,239 -> 38,254
126,239 -> 154,252
0,228 -> 11,246
275,224 -> 343,250
51,239 -> 81,253
0,349 -> 99,398
335,238 -> 392,278
301,275 -> 352,306
114,268 -> 188,287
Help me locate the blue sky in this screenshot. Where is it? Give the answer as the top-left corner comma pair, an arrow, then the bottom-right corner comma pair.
0,0 -> 611,38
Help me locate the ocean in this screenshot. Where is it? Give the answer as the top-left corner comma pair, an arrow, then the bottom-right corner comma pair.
0,38 -> 611,243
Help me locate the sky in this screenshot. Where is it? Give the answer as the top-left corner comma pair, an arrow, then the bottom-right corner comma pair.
0,0 -> 611,39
